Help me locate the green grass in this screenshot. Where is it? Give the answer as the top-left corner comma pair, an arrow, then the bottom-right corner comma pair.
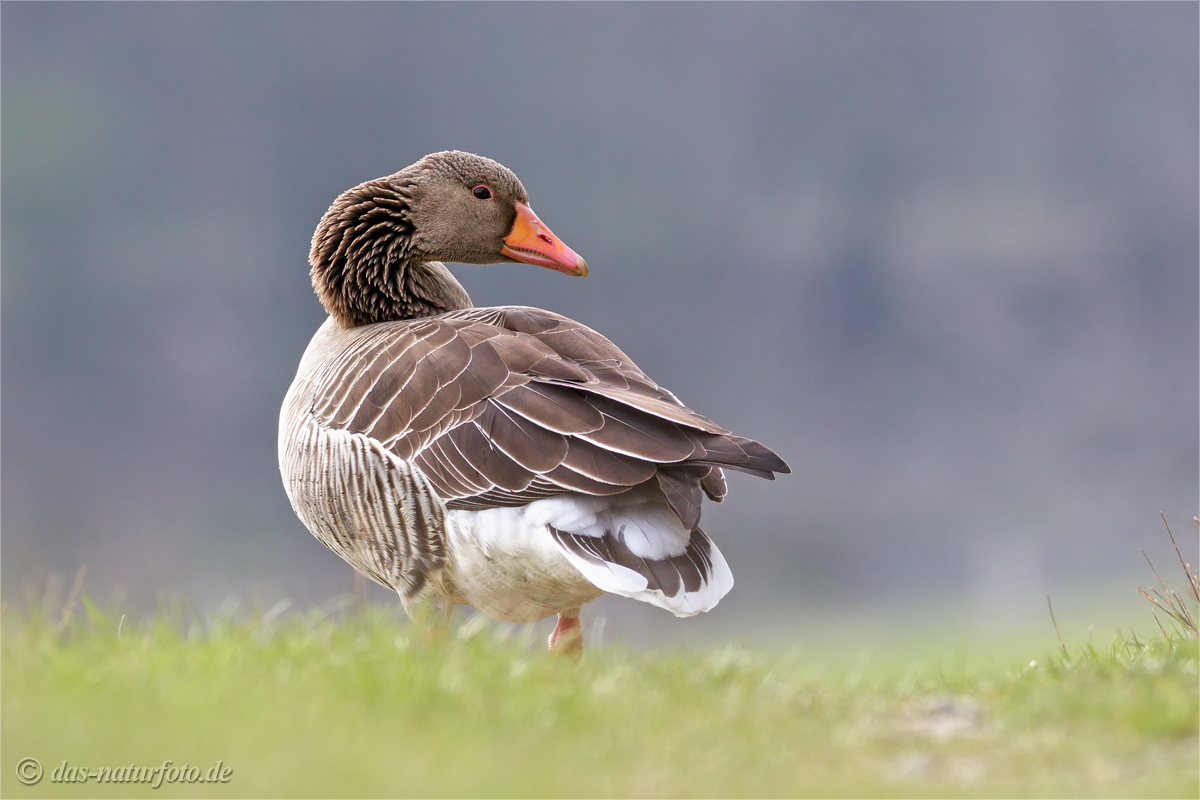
3,597 -> 1196,798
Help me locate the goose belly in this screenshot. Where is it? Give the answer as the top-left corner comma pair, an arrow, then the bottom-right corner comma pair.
444,506 -> 603,623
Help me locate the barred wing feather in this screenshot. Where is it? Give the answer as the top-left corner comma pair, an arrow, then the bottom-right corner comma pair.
305,306 -> 789,531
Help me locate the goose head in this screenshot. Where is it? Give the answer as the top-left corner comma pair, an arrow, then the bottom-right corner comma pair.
310,151 -> 587,327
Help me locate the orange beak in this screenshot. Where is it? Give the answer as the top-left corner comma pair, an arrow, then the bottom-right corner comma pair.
501,203 -> 588,277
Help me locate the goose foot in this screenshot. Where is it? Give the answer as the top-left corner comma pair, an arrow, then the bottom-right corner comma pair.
548,609 -> 583,657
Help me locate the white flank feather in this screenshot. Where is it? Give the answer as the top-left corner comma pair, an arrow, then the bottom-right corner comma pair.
519,489 -> 734,617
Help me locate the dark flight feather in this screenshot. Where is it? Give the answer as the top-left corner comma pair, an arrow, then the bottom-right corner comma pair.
307,306 -> 789,514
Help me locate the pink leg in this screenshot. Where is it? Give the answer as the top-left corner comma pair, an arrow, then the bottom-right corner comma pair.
547,608 -> 583,657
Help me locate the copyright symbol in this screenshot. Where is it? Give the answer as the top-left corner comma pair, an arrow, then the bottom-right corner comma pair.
16,757 -> 43,785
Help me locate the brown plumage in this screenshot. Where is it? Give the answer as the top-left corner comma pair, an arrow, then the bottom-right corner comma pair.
280,151 -> 789,653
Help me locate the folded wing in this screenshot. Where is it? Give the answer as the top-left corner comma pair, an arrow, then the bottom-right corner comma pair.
304,306 -> 790,529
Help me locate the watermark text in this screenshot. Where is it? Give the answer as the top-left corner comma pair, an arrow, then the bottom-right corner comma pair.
15,759 -> 231,788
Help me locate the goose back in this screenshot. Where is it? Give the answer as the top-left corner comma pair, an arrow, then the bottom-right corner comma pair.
280,302 -> 786,601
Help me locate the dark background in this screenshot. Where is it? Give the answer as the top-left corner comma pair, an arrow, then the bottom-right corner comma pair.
4,2 -> 1196,644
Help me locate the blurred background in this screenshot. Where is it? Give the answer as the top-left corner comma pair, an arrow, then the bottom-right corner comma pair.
3,2 -> 1196,647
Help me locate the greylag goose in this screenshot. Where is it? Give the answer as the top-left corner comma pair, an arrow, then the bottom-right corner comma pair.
279,151 -> 789,654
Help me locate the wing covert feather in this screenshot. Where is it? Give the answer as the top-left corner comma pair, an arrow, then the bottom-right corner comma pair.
305,306 -> 788,513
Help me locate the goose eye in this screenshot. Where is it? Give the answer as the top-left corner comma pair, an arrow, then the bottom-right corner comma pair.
472,185 -> 492,200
